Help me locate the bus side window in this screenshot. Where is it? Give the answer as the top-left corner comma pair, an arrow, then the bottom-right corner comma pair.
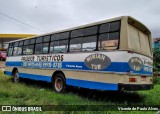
60,32 -> 69,39
51,34 -> 60,41
59,40 -> 68,53
34,37 -> 43,54
50,40 -> 68,53
98,21 -> 120,51
35,43 -> 42,54
43,35 -> 50,42
50,33 -> 68,53
43,42 -> 49,53
109,21 -> 120,32
42,35 -> 50,54
70,37 -> 82,52
8,43 -> 14,56
82,35 -> 97,51
8,48 -> 13,56
13,42 -> 19,56
83,26 -> 98,36
23,45 -> 34,55
17,41 -> 23,55
98,32 -> 119,50
71,29 -> 83,38
23,39 -> 34,55
17,47 -> 22,55
99,23 -> 109,33
30,38 -> 35,44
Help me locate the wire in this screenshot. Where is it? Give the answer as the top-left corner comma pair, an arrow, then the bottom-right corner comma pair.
0,17 -> 20,25
0,11 -> 46,32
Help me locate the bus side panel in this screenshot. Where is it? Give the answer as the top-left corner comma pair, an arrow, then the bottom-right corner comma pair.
5,66 -> 119,91
4,51 -> 153,91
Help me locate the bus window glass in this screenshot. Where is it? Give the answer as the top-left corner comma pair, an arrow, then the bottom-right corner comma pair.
51,34 -> 60,41
17,47 -> 22,55
83,26 -> 98,36
13,42 -> 19,56
59,40 -> 68,52
43,36 -> 50,42
50,42 -> 54,53
99,23 -> 109,33
30,39 -> 35,44
9,43 -> 14,47
50,40 -> 68,53
82,35 -> 97,51
43,43 -> 49,53
109,32 -> 119,40
19,41 -> 23,46
98,32 -> 119,50
70,37 -> 82,52
8,48 -> 13,56
110,21 -> 120,32
71,29 -> 83,38
14,42 -> 19,47
24,40 -> 30,45
36,37 -> 43,43
23,45 -> 34,55
13,47 -> 18,56
35,44 -> 42,54
50,41 -> 59,53
61,32 -> 69,39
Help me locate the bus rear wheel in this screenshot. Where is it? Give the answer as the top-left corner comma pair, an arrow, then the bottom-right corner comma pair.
53,73 -> 66,93
12,70 -> 19,83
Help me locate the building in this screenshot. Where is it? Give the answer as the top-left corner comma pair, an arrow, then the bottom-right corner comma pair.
0,34 -> 36,50
153,38 -> 160,48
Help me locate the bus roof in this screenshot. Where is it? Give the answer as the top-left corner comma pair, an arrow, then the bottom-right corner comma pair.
8,16 -> 151,43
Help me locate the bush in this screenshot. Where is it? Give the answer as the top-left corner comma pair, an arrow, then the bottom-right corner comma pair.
154,77 -> 160,84
153,47 -> 160,73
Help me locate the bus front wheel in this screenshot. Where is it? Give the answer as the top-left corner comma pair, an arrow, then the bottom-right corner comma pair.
53,73 -> 66,93
12,70 -> 19,83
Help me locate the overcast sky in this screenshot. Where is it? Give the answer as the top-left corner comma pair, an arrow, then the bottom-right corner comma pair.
0,0 -> 159,38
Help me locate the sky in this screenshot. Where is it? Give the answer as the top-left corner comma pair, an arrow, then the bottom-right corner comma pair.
0,0 -> 159,38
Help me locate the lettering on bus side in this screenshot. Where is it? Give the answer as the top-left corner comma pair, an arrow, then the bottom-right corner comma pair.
128,57 -> 143,71
21,55 -> 64,62
21,55 -> 64,68
21,56 -> 35,61
84,54 -> 111,70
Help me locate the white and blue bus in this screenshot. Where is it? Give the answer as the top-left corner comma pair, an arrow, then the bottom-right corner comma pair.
4,16 -> 153,93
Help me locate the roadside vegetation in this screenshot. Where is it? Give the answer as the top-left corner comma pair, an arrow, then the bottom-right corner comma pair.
0,71 -> 160,114
153,47 -> 160,76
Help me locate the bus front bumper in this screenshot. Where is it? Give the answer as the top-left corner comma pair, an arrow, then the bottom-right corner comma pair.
118,84 -> 153,91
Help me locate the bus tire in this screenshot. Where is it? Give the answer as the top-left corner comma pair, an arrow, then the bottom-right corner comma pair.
12,70 -> 20,83
53,73 -> 66,93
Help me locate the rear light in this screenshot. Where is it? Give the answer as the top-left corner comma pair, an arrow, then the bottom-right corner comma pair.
129,78 -> 137,82
141,76 -> 146,81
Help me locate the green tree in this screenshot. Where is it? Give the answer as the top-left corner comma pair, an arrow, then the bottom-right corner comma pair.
153,47 -> 160,74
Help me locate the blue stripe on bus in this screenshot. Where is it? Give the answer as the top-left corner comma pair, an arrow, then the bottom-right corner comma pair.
66,78 -> 118,90
5,71 -> 12,76
5,61 -> 152,75
5,71 -> 52,82
5,71 -> 118,90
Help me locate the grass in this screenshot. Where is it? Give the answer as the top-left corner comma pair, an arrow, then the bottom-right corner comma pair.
0,71 -> 160,114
